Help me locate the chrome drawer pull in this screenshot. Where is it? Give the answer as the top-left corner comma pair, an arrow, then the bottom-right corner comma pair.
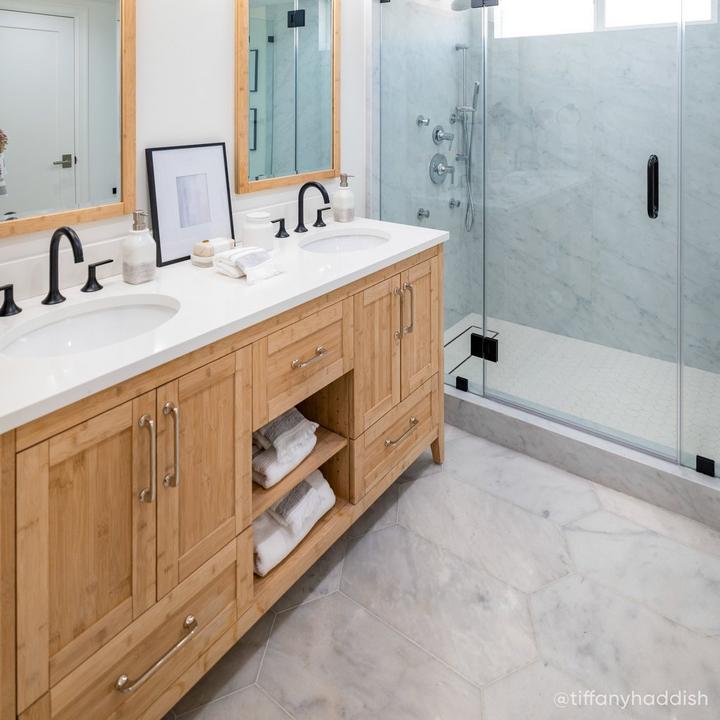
402,282 -> 415,335
163,401 -> 181,488
115,615 -> 198,694
385,416 -> 419,448
138,414 -> 157,504
291,345 -> 327,370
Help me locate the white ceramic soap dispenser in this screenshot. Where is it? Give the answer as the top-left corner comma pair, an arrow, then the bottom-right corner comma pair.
332,173 -> 355,223
122,210 -> 156,285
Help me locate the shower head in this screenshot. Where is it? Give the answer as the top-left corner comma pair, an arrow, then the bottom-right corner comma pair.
471,80 -> 481,111
455,43 -> 469,51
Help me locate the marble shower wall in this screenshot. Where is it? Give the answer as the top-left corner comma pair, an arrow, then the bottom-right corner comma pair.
379,0 -> 483,330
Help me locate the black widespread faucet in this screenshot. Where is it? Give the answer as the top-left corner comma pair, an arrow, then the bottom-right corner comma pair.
42,227 -> 85,305
295,181 -> 330,233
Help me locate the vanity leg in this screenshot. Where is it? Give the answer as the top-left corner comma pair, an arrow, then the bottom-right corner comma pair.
431,428 -> 444,465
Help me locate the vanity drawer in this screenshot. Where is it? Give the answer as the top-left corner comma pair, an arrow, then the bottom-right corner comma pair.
351,377 -> 439,501
49,542 -> 238,720
253,300 -> 353,428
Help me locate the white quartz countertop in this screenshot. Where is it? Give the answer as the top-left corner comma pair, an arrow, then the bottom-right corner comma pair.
0,218 -> 447,433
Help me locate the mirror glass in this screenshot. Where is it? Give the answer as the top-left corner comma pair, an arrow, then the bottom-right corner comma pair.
247,0 -> 333,183
0,0 -> 122,223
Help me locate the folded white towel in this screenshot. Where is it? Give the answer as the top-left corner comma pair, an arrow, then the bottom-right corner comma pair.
268,479 -> 322,535
252,432 -> 318,489
257,408 -> 319,465
214,246 -> 281,283
253,470 -> 336,577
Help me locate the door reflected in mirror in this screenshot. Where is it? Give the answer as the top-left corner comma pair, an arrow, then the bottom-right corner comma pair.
0,0 -> 122,223
239,0 -> 338,192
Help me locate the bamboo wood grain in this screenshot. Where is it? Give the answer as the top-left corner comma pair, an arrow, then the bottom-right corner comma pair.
0,0 -> 136,240
251,427 -> 347,521
0,431 -> 15,720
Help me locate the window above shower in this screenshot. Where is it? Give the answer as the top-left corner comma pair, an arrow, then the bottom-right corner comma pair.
494,0 -> 716,40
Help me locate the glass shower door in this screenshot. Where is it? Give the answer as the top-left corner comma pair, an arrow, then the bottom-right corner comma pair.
482,0 -> 681,458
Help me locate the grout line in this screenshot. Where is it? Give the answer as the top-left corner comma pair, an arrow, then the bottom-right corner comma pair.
339,590 -> 486,692
255,612 -> 278,684
274,587 -> 342,616
256,682 -> 297,719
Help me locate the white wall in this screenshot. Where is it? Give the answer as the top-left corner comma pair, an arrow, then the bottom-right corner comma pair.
0,0 -> 369,300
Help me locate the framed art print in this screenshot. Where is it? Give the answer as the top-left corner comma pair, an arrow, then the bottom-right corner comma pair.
146,143 -> 235,266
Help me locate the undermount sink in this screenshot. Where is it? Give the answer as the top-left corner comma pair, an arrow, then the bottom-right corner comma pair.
300,226 -> 391,254
0,294 -> 180,358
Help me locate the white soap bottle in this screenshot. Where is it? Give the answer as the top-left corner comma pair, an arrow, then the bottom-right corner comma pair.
122,210 -> 156,285
332,173 -> 355,223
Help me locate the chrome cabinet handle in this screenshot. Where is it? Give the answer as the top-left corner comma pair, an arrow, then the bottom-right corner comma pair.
163,402 -> 181,488
394,285 -> 404,340
385,416 -> 419,448
402,282 -> 415,335
291,346 -> 327,370
115,615 -> 198,694
138,414 -> 157,503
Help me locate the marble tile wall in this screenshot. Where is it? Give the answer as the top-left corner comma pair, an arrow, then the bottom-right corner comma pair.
378,0 -> 483,329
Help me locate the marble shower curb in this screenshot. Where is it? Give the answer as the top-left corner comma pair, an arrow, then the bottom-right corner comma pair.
445,387 -> 720,532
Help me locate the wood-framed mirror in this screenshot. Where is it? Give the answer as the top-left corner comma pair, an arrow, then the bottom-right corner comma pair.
0,0 -> 135,238
235,0 -> 340,193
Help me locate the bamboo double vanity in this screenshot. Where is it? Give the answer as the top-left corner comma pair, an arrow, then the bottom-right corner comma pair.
0,220 -> 447,720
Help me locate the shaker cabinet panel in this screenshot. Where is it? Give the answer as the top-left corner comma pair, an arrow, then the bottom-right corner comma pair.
157,352 -> 249,598
400,258 -> 439,399
16,392 -> 157,712
352,275 -> 402,436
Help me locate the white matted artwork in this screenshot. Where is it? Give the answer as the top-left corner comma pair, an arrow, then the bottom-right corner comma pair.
146,143 -> 235,265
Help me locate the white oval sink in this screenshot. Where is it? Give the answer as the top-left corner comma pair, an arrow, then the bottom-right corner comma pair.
0,294 -> 180,358
301,227 -> 390,254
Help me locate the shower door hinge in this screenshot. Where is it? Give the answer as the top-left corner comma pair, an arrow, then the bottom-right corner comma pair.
470,332 -> 499,363
456,377 -> 469,392
380,0 -> 391,4
696,455 -> 716,478
287,10 -> 305,27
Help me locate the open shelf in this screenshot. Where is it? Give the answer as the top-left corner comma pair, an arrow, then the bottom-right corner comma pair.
253,498 -> 351,596
251,427 -> 348,521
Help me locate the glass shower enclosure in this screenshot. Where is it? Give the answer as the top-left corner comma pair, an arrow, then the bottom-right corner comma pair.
377,0 -> 720,477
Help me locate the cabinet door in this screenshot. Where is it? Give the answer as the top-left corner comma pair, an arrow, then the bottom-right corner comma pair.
15,393 -> 157,713
353,274 -> 402,436
157,350 -> 252,598
401,258 -> 439,399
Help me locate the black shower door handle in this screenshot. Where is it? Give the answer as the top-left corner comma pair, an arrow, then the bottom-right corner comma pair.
647,155 -> 659,219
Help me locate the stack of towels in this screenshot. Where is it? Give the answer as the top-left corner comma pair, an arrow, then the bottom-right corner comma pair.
253,469 -> 336,577
252,408 -> 319,489
214,246 -> 282,284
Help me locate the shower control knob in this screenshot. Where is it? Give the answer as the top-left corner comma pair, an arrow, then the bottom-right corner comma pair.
449,199 -> 462,210
417,208 -> 430,220
416,115 -> 431,127
432,126 -> 455,147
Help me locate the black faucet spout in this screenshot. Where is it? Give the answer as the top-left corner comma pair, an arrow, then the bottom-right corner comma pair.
42,226 -> 85,305
295,181 -> 330,233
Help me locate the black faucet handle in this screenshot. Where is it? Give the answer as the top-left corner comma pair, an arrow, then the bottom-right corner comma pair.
0,283 -> 22,317
272,218 -> 290,239
313,206 -> 332,229
81,259 -> 113,293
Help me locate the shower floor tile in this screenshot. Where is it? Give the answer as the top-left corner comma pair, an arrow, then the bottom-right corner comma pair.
170,428 -> 720,720
445,312 -> 720,464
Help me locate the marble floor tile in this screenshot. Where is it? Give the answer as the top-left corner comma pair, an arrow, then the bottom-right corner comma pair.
484,661 -> 642,720
346,482 -> 398,539
173,614 -> 275,716
398,469 -> 573,592
258,593 -> 484,720
399,422 -> 473,482
341,525 -> 537,685
531,575 -> 720,720
272,536 -> 347,613
593,482 -> 720,558
565,511 -> 720,635
445,435 -> 601,524
176,685 -> 291,720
